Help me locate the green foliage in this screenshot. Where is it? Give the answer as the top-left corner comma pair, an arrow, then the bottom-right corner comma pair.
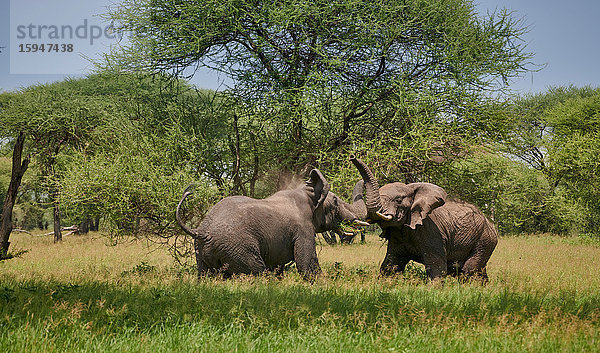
106,0 -> 533,177
50,73 -> 225,260
502,86 -> 600,171
496,86 -> 600,234
108,0 -> 531,93
0,157 -> 10,206
436,153 -> 581,234
544,89 -> 600,231
16,202 -> 45,231
59,137 -> 219,254
1,272 -> 599,351
0,78 -> 117,149
121,261 -> 157,276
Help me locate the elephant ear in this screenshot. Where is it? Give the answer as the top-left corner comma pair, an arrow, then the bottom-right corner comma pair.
407,183 -> 447,229
305,169 -> 330,207
351,180 -> 364,203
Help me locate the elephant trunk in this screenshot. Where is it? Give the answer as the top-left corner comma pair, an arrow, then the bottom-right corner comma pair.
345,197 -> 368,224
348,180 -> 368,219
349,155 -> 391,222
333,182 -> 369,228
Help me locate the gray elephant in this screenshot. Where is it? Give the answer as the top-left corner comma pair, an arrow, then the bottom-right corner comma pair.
350,156 -> 498,281
176,169 -> 367,279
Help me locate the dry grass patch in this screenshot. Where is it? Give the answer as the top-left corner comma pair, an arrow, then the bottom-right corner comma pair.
3,232 -> 600,293
1,232 -> 599,352
488,234 -> 600,292
0,232 -> 175,283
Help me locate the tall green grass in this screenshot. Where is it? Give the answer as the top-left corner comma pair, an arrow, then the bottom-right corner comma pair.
1,232 -> 599,352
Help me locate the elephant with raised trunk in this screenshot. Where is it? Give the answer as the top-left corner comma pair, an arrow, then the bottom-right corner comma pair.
350,155 -> 498,281
176,169 -> 367,279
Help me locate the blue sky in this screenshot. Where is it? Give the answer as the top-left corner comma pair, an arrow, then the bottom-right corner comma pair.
1,0 -> 599,94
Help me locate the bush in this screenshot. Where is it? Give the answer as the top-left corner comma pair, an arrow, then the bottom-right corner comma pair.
18,202 -> 46,231
436,153 -> 579,235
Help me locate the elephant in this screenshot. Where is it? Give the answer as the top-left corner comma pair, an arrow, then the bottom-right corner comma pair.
176,169 -> 367,279
350,155 -> 498,281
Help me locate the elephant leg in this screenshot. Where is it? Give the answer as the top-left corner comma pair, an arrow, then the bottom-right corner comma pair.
424,261 -> 447,280
461,252 -> 492,281
447,261 -> 462,277
460,249 -> 494,282
225,247 -> 267,276
460,227 -> 497,281
380,235 -> 412,276
194,237 -> 207,279
421,251 -> 447,280
294,234 -> 322,279
380,251 -> 410,276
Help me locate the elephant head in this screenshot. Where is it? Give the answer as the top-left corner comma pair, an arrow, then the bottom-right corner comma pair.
349,155 -> 446,229
306,169 -> 369,235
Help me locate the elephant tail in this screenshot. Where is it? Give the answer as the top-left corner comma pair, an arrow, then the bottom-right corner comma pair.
176,184 -> 197,238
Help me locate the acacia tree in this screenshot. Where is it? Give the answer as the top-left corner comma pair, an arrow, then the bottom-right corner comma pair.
107,0 -> 533,174
0,79 -> 114,249
454,86 -> 600,235
543,88 -> 600,232
0,132 -> 30,258
55,73 -> 225,262
502,86 -> 600,174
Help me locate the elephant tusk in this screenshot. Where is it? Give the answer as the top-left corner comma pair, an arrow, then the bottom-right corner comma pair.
335,228 -> 354,237
376,211 -> 393,221
353,220 -> 371,227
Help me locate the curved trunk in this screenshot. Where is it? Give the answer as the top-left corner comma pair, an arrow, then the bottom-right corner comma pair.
349,155 -> 383,219
348,180 -> 369,222
334,185 -> 368,225
345,198 -> 367,221
352,180 -> 364,203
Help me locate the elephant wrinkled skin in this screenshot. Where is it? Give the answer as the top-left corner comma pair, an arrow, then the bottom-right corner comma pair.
350,156 -> 498,281
177,169 -> 367,279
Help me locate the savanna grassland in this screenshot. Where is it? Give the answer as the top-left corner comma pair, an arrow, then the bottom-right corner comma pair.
1,232 -> 599,353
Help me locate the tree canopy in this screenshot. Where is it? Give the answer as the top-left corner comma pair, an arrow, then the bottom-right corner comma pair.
107,0 -> 533,166
7,1 -> 600,262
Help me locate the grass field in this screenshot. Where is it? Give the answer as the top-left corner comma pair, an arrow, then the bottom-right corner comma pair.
1,232 -> 599,352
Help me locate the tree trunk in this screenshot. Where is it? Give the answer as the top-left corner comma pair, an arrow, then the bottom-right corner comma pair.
0,133 -> 30,258
79,216 -> 90,234
42,149 -> 62,243
249,132 -> 259,198
230,114 -> 245,196
53,200 -> 62,242
79,216 -> 99,233
92,216 -> 100,232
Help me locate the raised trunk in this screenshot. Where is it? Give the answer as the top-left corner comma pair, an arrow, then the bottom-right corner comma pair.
342,199 -> 368,222
349,155 -> 383,219
0,133 -> 30,258
337,181 -> 368,223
